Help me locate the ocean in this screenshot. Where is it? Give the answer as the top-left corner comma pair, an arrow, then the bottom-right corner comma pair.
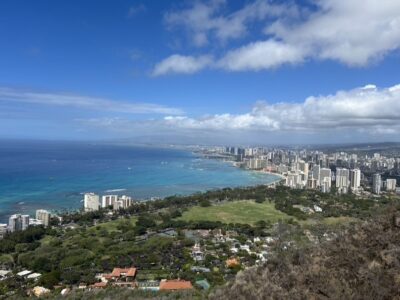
0,140 -> 280,222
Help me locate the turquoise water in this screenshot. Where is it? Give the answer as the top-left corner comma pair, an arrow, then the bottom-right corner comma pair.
0,140 -> 279,222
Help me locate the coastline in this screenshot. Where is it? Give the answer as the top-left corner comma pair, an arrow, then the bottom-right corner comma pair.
0,144 -> 281,222
205,154 -> 285,186
256,170 -> 286,181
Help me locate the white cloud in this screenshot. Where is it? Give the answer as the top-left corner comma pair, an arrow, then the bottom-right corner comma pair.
164,0 -> 291,46
128,4 -> 146,18
265,0 -> 400,67
0,87 -> 183,115
81,83 -> 400,139
152,54 -> 213,76
218,40 -> 305,71
156,0 -> 400,74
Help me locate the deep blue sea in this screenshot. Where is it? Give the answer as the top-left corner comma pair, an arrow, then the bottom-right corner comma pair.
0,140 -> 279,222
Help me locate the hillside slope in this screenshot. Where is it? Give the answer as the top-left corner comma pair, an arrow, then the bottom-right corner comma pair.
210,205 -> 400,300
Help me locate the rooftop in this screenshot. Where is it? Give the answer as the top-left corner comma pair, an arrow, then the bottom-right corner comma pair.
17,270 -> 32,277
159,279 -> 193,290
110,267 -> 137,277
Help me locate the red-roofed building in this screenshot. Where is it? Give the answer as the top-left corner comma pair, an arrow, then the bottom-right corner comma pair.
101,267 -> 137,284
159,279 -> 193,291
91,282 -> 107,289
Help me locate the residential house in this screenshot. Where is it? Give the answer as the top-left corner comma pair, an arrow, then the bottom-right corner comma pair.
191,243 -> 204,261
100,267 -> 137,288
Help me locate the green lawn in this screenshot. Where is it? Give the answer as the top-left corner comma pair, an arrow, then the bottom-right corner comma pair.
178,200 -> 290,225
89,216 -> 138,234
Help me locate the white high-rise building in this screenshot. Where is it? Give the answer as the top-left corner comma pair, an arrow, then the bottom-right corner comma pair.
372,174 -> 381,195
336,168 -> 350,193
8,214 -> 20,232
247,158 -> 266,170
320,177 -> 331,193
120,195 -> 133,207
349,169 -> 361,192
84,193 -> 100,212
285,172 -> 303,188
386,179 -> 397,192
8,214 -> 30,232
36,209 -> 50,227
113,195 -> 134,210
101,195 -> 118,208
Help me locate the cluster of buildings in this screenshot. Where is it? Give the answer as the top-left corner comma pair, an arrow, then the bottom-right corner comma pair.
87,267 -> 193,292
83,193 -> 135,212
203,146 -> 399,195
0,266 -> 194,297
185,228 -> 275,271
0,209 -> 51,239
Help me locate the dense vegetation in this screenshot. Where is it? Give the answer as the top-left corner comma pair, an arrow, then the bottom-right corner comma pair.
210,204 -> 400,300
0,185 -> 395,298
57,185 -> 383,227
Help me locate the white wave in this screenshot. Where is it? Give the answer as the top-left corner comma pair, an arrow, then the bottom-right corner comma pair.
104,188 -> 127,193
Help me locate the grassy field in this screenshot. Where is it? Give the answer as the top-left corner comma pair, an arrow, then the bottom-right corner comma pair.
301,216 -> 358,227
89,216 -> 138,234
178,200 -> 290,225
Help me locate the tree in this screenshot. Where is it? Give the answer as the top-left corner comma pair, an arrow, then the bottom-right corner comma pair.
200,199 -> 211,207
38,271 -> 60,289
136,215 -> 156,228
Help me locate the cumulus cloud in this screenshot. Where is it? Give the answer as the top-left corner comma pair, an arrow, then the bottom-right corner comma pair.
81,84 -> 400,140
163,84 -> 400,132
265,0 -> 400,67
0,87 -> 183,115
152,54 -> 213,76
218,40 -> 305,70
164,0 -> 291,46
156,0 -> 400,74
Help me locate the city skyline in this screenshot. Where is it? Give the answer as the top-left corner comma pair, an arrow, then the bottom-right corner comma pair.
1,1 -> 400,144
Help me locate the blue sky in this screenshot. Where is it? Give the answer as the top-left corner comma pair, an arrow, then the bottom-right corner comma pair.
1,0 -> 400,144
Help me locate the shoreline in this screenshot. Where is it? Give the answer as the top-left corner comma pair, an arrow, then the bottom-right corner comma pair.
212,155 -> 286,185
0,149 -> 282,222
255,169 -> 286,180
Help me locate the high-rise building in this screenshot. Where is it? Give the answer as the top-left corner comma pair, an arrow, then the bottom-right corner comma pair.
112,195 -> 134,210
101,195 -> 118,208
312,165 -> 320,185
285,172 -> 302,189
297,160 -> 309,182
0,224 -> 8,239
21,215 -> 29,230
307,177 -> 317,189
320,177 -> 331,193
8,214 -> 30,232
372,174 -> 381,195
36,209 -> 50,227
349,169 -> 361,192
84,193 -> 100,212
386,179 -> 397,192
320,168 -> 332,189
246,158 -> 266,170
120,195 -> 133,207
336,168 -> 349,193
